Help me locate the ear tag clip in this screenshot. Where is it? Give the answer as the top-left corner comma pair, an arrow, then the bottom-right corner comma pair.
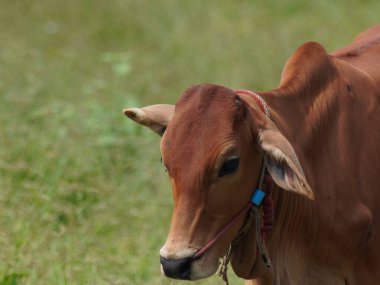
251,189 -> 266,206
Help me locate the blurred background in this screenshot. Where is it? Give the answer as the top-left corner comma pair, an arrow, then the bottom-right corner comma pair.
0,0 -> 378,284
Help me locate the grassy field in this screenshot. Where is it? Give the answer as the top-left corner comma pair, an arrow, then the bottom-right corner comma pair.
0,1 -> 379,284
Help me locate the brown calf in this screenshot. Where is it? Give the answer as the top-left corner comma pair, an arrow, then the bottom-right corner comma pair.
124,25 -> 380,284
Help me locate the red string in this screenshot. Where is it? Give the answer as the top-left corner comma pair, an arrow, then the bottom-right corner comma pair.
261,174 -> 275,240
193,173 -> 275,260
234,89 -> 267,116
192,201 -> 253,260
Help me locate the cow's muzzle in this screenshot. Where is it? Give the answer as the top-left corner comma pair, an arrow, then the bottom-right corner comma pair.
160,255 -> 192,280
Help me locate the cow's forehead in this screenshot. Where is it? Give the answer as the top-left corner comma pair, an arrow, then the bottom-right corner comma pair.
176,84 -> 237,110
161,84 -> 245,171
165,85 -> 243,145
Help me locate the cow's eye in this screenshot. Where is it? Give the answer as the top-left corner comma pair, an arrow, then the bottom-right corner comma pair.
218,157 -> 239,177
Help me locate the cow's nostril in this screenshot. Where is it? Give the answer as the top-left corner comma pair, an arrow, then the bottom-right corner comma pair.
160,256 -> 192,280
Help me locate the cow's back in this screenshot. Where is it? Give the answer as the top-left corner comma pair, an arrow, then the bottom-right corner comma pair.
332,24 -> 380,89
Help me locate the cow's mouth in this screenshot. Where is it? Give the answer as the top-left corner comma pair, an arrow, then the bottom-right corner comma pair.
159,248 -> 267,281
160,245 -> 222,280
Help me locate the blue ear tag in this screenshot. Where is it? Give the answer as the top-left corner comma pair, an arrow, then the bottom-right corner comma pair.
251,189 -> 266,206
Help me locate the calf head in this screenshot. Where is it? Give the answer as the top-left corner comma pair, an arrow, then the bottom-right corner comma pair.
124,84 -> 313,280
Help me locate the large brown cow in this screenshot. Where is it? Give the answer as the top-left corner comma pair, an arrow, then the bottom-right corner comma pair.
124,25 -> 380,284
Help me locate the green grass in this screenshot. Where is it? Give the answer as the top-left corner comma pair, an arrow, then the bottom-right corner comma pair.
0,0 -> 379,284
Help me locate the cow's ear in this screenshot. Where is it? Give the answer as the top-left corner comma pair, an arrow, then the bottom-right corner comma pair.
259,124 -> 314,200
123,104 -> 174,136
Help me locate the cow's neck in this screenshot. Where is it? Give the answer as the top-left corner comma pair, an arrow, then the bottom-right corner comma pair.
259,41 -> 339,236
257,42 -> 351,282
254,41 -> 379,284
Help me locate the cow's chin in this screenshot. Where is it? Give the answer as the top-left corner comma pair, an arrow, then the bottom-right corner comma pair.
189,243 -> 267,281
187,254 -> 220,280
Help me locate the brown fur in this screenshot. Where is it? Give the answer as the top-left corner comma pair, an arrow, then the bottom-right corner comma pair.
246,25 -> 380,285
125,25 -> 380,284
